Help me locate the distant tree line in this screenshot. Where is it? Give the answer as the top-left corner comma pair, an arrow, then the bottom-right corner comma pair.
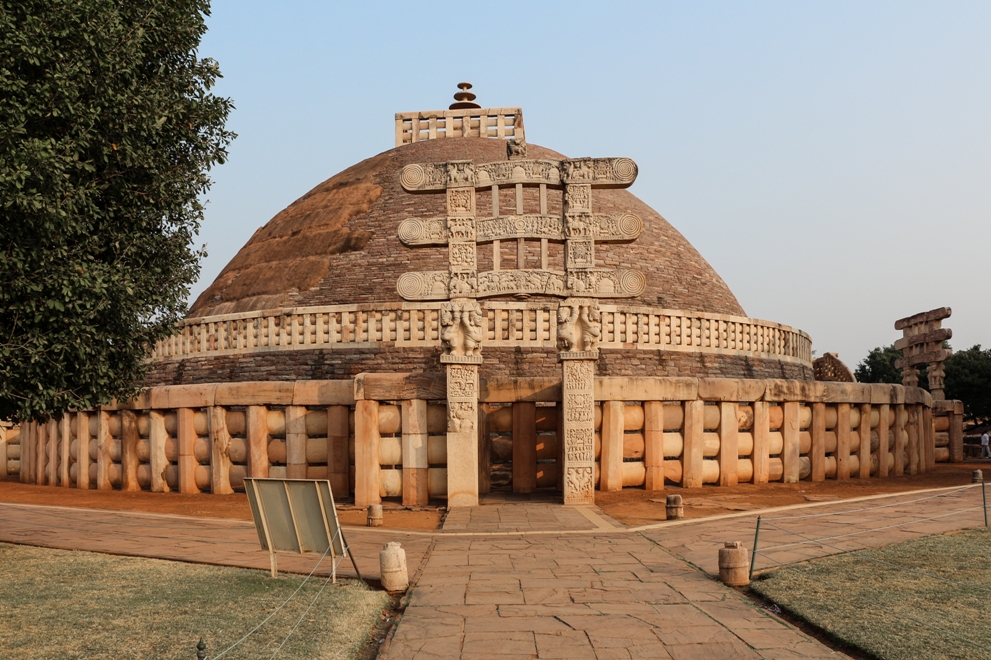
855,344 -> 991,423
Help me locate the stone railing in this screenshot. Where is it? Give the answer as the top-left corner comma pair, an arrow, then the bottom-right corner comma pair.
10,375 -> 956,507
150,302 -> 813,365
395,107 -> 523,146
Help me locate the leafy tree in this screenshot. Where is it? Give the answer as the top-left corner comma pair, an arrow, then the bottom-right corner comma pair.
0,1 -> 234,421
855,344 -> 909,385
945,345 -> 991,422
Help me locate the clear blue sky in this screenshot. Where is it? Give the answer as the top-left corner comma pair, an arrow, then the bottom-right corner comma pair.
196,1 -> 990,366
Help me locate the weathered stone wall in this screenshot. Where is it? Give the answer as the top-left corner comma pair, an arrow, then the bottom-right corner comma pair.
142,346 -> 811,386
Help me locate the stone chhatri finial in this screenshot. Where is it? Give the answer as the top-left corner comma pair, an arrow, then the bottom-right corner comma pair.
449,82 -> 480,110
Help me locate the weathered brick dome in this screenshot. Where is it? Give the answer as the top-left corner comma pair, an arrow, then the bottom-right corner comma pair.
189,138 -> 743,318
146,130 -> 812,385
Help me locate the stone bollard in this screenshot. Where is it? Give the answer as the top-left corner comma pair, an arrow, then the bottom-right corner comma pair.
367,503 -> 383,527
380,542 -> 409,592
973,470 -> 984,484
666,494 -> 684,520
718,541 -> 750,587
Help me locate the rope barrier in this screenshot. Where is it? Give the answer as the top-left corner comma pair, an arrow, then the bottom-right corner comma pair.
210,545 -> 332,660
762,484 -> 977,521
755,506 -> 984,554
268,572 -> 335,658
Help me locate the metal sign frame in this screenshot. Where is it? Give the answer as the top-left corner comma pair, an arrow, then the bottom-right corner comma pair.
244,478 -> 361,582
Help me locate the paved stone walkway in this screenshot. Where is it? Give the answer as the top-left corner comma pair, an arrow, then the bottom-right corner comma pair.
0,484 -> 984,659
0,502 -> 432,581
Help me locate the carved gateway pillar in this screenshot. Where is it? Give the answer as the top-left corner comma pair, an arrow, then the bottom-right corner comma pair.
558,298 -> 601,504
395,129 -> 643,506
441,299 -> 484,507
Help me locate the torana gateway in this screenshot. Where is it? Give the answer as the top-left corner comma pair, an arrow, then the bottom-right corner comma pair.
5,86 -> 965,506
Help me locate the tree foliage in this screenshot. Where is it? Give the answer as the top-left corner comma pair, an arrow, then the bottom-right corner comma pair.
945,345 -> 991,422
854,344 -> 915,385
0,1 -> 233,421
856,343 -> 991,422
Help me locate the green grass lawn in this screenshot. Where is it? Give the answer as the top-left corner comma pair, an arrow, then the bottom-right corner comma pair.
0,543 -> 390,660
750,528 -> 991,660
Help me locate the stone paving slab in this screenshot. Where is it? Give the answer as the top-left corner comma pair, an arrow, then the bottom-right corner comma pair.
2,486 -> 983,659
0,502 -> 432,581
386,529 -> 838,659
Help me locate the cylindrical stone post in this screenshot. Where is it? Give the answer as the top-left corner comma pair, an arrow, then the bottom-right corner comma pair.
354,400 -> 381,508
402,399 -> 429,506
718,541 -> 750,586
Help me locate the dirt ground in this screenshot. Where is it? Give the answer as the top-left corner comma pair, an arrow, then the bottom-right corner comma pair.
1,463 -> 983,530
0,478 -> 444,530
596,463 -> 983,526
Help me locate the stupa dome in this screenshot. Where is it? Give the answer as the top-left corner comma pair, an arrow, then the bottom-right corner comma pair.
146,99 -> 811,384
189,138 -> 744,318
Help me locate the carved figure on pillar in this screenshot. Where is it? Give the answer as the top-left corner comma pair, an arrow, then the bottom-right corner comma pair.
557,298 -> 601,358
440,300 -> 484,362
507,137 -> 527,160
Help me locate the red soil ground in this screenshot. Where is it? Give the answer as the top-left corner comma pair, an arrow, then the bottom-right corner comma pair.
1,463 -> 982,530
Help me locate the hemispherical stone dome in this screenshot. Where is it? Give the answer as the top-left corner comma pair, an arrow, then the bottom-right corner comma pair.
189,138 -> 744,318
145,135 -> 812,385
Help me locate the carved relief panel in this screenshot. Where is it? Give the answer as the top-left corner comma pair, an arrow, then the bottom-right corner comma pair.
561,358 -> 596,504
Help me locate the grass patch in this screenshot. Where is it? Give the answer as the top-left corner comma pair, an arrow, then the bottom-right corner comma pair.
0,543 -> 390,659
750,528 -> 991,660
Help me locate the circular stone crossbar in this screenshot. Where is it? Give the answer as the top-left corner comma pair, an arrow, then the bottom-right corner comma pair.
152,303 -> 813,365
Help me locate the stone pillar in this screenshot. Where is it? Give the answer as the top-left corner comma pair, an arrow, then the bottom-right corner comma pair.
905,406 -> 919,474
19,422 -> 30,484
558,298 -> 600,505
176,408 -> 199,494
718,402 -> 738,486
478,403 -> 491,495
858,404 -> 872,479
76,412 -> 90,490
149,411 -> 169,492
121,411 -> 140,492
893,405 -> 907,476
96,410 -> 113,491
401,399 -> 429,506
285,406 -> 307,480
600,401 -> 624,493
782,402 -> 800,484
836,403 -> 851,481
209,406 -> 233,495
810,403 -> 826,482
927,362 -> 946,402
438,295 -> 484,508
877,404 -> 891,477
644,401 -> 665,491
327,405 -> 349,496
59,415 -> 71,488
445,363 -> 480,507
512,402 -> 537,494
949,403 -> 964,463
354,400 -> 381,508
752,401 -> 770,485
246,405 -> 270,479
35,419 -> 46,485
46,418 -> 57,486
682,400 -> 705,489
922,406 -> 935,472
561,358 -> 596,504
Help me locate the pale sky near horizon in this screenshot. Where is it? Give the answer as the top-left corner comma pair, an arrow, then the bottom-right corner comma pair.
195,1 -> 990,367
